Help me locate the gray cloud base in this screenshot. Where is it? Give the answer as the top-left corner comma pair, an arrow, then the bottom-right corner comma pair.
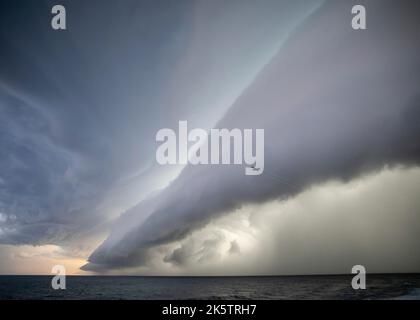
1,0 -> 317,248
84,0 -> 420,271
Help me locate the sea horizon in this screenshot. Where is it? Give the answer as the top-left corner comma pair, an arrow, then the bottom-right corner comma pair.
1,274 -> 420,300
1,272 -> 420,277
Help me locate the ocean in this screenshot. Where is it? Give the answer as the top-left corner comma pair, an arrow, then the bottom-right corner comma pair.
0,274 -> 419,300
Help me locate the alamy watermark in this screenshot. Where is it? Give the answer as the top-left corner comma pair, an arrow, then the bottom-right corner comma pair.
51,265 -> 66,290
51,5 -> 66,30
351,5 -> 367,30
351,265 -> 366,290
156,121 -> 264,176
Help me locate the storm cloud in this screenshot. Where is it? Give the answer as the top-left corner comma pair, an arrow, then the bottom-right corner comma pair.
84,0 -> 420,272
1,0 -> 419,275
1,0 -> 324,270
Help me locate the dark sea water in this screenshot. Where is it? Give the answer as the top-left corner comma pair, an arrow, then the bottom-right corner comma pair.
0,274 -> 419,300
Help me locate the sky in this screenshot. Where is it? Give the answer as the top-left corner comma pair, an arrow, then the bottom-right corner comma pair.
0,0 -> 420,275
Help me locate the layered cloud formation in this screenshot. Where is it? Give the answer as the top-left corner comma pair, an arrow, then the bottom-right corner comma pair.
1,0 -> 419,275
127,167 -> 420,276
1,0 -> 325,272
83,0 -> 420,272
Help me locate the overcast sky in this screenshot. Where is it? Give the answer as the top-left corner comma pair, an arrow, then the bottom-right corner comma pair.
1,0 -> 419,275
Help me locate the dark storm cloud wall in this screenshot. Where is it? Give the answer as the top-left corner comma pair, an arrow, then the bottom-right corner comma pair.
85,0 -> 420,271
0,0 -> 318,249
0,0 -> 199,245
0,0 -> 185,244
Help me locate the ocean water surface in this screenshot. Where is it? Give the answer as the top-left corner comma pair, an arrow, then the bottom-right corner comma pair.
0,274 -> 419,300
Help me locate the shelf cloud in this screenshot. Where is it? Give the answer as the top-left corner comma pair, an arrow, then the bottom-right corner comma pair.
83,0 -> 420,272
